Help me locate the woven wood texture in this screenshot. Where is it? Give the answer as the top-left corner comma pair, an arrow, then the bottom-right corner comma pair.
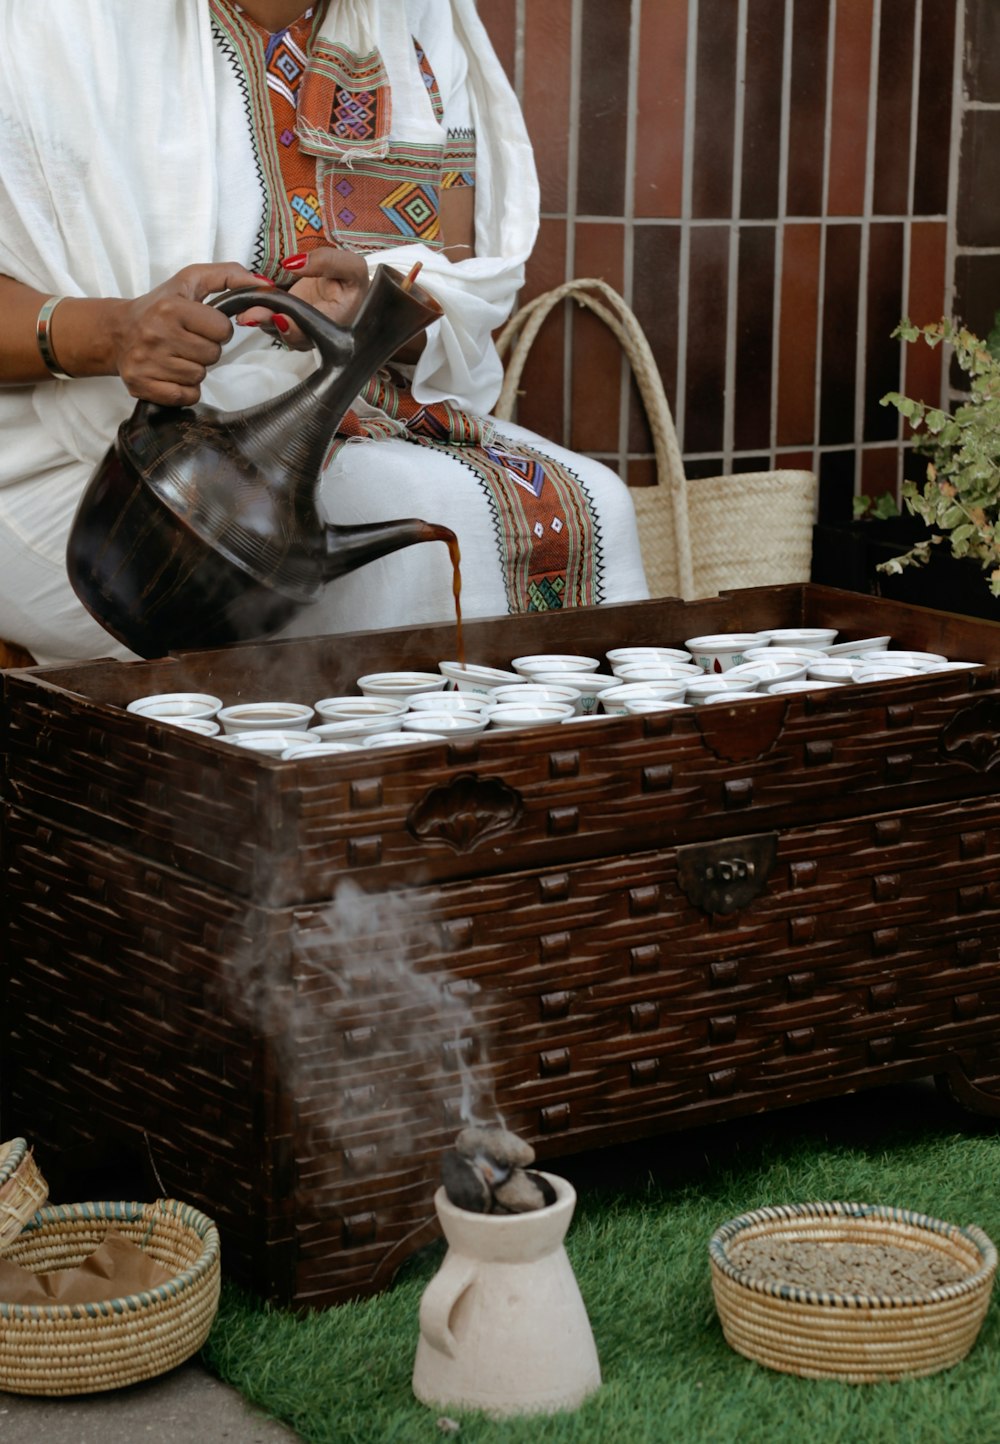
495,279 -> 817,600
0,1139 -> 48,1250
710,1202 -> 997,1381
0,1199 -> 221,1395
7,588 -> 1000,1307
7,788 -> 1000,1307
4,588 -> 1000,908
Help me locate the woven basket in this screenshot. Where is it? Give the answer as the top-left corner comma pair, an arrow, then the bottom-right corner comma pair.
0,1198 -> 221,1396
494,278 -> 817,601
710,1201 -> 997,1383
0,1139 -> 48,1252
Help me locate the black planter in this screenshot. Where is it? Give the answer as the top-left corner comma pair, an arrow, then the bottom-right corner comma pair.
811,517 -> 1000,622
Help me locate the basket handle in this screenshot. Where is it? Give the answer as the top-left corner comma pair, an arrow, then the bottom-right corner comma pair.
494,278 -> 695,597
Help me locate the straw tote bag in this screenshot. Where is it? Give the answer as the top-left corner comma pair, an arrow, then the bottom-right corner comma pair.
494,278 -> 817,600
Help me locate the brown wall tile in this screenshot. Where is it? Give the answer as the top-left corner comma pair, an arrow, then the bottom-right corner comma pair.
903,221 -> 947,406
577,0 -> 629,216
953,254 -> 1000,341
504,0 -> 966,505
515,220 -> 569,443
635,0 -> 688,219
864,223 -> 905,440
964,0 -> 1000,102
630,225 -> 682,451
828,0 -> 874,215
569,223 -> 626,454
741,0 -> 785,220
685,226 -> 730,452
480,1 -> 516,85
860,446 -> 899,499
957,110 -> 1000,248
913,0 -> 956,215
872,0 -> 915,217
734,226 -> 776,451
692,0 -> 739,219
523,0 -> 574,214
777,223 -> 821,446
820,224 -> 862,443
786,0 -> 829,217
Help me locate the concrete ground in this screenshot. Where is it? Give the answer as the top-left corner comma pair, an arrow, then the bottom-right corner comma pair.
0,1359 -> 301,1443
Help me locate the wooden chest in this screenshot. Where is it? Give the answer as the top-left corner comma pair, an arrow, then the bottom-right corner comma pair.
5,584 -> 1000,1308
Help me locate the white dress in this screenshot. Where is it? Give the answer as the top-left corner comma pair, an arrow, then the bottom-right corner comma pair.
0,0 -> 647,663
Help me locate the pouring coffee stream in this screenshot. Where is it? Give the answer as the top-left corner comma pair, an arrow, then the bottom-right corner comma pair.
67,264 -> 462,660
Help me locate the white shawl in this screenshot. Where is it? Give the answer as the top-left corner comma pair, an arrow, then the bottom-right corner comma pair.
0,0 -> 538,499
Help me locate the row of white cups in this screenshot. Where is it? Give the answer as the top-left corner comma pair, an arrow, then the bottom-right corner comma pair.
126,626 -> 982,759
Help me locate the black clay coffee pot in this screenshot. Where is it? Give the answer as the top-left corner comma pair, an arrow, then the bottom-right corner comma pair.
66,265 -> 450,658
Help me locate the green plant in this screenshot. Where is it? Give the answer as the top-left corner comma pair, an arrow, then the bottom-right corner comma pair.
880,317 -> 1000,597
852,491 -> 900,521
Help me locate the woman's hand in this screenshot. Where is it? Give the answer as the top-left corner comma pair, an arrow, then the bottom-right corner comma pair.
237,248 -> 370,348
110,261 -> 268,405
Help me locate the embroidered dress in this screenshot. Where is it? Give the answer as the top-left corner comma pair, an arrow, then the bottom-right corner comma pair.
211,0 -> 646,632
0,0 -> 648,662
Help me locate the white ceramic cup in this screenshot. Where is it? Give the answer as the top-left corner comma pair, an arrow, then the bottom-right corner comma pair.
281,741 -> 362,759
605,646 -> 693,668
727,660 -> 808,689
685,674 -> 762,702
407,692 -> 492,715
825,636 -> 892,658
491,683 -> 583,714
439,660 -> 526,694
623,697 -> 693,714
356,671 -> 448,699
311,716 -> 399,740
611,662 -> 705,682
401,711 -> 489,736
216,702 -> 314,734
600,681 -> 689,715
169,717 -> 221,736
806,659 -> 860,683
488,702 -> 576,728
529,671 -> 621,714
127,692 -> 223,720
768,678 -> 846,693
510,653 -> 602,677
362,729 -> 443,747
684,633 -> 768,673
223,730 -> 322,756
759,627 -> 839,649
313,695 -> 407,721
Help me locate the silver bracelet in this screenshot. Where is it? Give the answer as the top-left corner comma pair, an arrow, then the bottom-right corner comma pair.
36,295 -> 73,380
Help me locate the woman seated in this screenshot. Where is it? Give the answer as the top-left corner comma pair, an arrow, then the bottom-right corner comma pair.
0,0 -> 648,665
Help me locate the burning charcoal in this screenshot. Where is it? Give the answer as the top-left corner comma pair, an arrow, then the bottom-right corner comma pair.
492,1168 -> 552,1213
455,1125 -> 535,1177
441,1149 -> 491,1213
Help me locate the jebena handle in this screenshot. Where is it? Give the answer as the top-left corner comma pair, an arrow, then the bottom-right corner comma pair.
418,1255 -> 478,1359
210,285 -> 355,369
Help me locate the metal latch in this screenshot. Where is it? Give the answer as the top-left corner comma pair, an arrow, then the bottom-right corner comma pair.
676,832 -> 779,915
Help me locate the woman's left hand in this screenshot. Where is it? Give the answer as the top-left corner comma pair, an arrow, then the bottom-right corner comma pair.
237,248 -> 370,346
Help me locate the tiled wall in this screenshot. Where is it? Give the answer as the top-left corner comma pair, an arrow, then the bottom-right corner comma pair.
480,0 -> 992,514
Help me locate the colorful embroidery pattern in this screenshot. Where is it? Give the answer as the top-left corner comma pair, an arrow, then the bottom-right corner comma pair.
210,8 -> 601,611
335,375 -> 599,612
297,43 -> 391,155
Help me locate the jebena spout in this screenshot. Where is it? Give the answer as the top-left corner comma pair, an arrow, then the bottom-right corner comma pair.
323,519 -> 458,582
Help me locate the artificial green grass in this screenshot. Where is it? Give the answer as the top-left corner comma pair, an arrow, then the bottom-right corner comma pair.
203,1084 -> 1000,1444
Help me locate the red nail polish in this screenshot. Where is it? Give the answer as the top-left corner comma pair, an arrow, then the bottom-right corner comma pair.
281,254 -> 308,271
272,315 -> 290,333
238,318 -> 261,327
252,273 -> 276,285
